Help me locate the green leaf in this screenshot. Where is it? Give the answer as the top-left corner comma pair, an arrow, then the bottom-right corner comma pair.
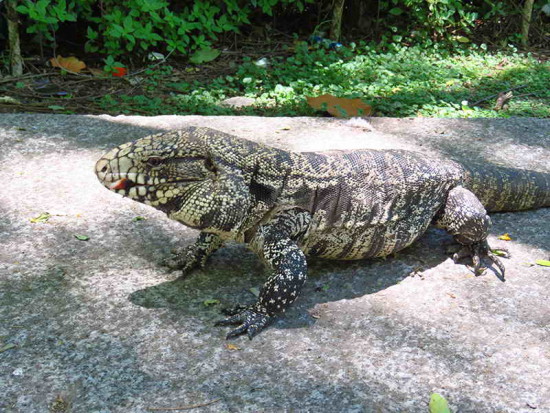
16,5 -> 29,14
491,249 -> 507,257
0,343 -> 16,353
123,15 -> 134,33
48,105 -> 65,111
30,212 -> 51,223
389,7 -> 403,15
536,260 -> 550,267
203,299 -> 220,307
133,216 -> 146,222
429,393 -> 451,413
87,27 -> 98,40
189,48 -> 221,64
74,234 -> 90,241
455,36 -> 470,43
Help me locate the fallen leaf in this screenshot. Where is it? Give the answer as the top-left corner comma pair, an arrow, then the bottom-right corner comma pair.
74,234 -> 89,241
30,212 -> 51,223
498,233 -> 512,241
203,299 -> 220,307
429,393 -> 451,413
226,343 -> 241,351
189,48 -> 221,65
306,94 -> 372,118
535,260 -> 550,267
0,96 -> 21,104
111,67 -> 127,77
132,216 -> 146,222
50,55 -> 86,73
447,293 -> 456,299
0,343 -> 16,353
88,67 -> 106,77
148,52 -> 165,61
491,249 -> 508,257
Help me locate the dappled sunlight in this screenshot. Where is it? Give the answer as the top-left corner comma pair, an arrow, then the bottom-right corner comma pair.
1,113 -> 548,412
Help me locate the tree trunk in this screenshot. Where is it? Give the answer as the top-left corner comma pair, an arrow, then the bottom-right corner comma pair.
330,0 -> 345,41
6,0 -> 24,76
520,0 -> 535,47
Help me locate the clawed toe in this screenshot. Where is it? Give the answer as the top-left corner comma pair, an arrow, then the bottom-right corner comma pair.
453,240 -> 508,281
215,308 -> 274,340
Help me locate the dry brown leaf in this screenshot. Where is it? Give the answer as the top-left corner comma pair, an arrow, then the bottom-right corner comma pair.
307,94 -> 372,118
50,55 -> 86,73
88,67 -> 106,77
226,343 -> 241,351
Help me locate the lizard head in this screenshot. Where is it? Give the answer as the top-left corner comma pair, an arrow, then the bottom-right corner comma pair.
95,128 -> 251,233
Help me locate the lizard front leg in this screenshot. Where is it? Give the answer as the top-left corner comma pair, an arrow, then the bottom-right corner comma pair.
216,209 -> 311,339
435,186 -> 508,279
164,232 -> 223,277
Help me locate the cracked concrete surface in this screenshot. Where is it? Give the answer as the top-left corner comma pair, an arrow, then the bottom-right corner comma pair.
0,114 -> 549,412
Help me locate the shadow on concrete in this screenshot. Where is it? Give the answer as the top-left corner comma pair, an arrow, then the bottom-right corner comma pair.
1,114 -> 548,411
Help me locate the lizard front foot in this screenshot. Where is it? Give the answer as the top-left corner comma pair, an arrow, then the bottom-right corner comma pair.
163,245 -> 202,276
215,307 -> 274,340
453,240 -> 509,280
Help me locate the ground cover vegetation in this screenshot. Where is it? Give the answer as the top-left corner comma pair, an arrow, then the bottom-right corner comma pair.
1,0 -> 548,117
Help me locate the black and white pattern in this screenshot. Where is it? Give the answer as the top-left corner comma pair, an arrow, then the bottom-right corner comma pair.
96,127 -> 550,339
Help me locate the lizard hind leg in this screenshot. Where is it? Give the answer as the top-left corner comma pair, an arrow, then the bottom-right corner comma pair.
435,186 -> 509,280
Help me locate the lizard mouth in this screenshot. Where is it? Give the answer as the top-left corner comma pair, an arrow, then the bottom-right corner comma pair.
109,178 -> 135,191
108,177 -> 201,191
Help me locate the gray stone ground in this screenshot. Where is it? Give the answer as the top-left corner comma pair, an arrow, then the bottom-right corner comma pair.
0,114 -> 549,413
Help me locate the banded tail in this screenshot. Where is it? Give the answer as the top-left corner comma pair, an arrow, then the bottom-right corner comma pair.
462,163 -> 550,212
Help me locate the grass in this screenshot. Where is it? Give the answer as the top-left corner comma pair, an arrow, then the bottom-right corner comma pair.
29,42 -> 550,118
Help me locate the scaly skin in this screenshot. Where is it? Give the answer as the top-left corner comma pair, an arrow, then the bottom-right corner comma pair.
95,127 -> 550,339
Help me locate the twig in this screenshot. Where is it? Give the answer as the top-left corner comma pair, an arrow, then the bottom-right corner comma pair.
471,85 -> 528,107
514,92 -> 537,99
0,72 -> 55,85
146,398 -> 221,411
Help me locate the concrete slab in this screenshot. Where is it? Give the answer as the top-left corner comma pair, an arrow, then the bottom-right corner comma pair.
0,114 -> 549,412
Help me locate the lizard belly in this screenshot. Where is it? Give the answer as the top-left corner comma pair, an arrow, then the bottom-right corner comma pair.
300,212 -> 434,260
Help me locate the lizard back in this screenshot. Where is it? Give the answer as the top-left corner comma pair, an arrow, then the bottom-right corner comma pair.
264,149 -> 464,260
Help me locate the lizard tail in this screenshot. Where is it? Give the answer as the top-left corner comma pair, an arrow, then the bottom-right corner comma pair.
462,164 -> 550,212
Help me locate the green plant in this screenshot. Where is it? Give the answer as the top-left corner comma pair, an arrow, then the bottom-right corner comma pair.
379,0 -> 479,44
96,42 -> 548,119
16,0 -> 78,41
15,0 -> 313,59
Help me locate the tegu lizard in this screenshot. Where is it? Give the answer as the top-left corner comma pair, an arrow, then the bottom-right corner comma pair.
95,127 -> 550,339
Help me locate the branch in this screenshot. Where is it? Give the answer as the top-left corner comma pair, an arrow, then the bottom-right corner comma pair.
471,85 -> 527,107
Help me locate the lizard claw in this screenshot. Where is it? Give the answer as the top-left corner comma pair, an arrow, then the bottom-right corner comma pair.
453,240 -> 508,281
215,308 -> 274,340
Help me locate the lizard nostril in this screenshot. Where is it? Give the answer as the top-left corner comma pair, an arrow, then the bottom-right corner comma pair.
101,165 -> 108,173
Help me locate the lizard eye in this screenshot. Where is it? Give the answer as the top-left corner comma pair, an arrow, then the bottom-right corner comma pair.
147,157 -> 163,167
